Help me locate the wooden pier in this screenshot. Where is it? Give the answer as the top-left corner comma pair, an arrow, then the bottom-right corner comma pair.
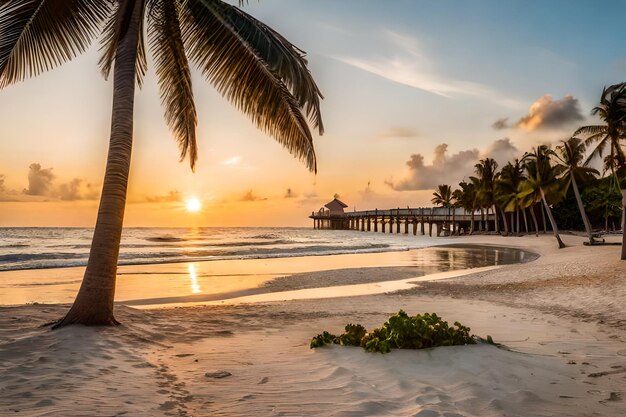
310,207 -> 496,237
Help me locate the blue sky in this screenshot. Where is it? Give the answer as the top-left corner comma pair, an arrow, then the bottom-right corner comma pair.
1,1 -> 625,226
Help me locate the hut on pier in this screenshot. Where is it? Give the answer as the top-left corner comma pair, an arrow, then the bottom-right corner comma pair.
324,198 -> 348,216
310,197 -> 349,229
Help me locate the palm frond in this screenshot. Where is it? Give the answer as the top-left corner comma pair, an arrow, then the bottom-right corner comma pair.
573,125 -> 605,137
147,0 -> 197,170
180,0 -> 317,172
99,0 -> 147,86
0,0 -> 110,88
187,0 -> 324,135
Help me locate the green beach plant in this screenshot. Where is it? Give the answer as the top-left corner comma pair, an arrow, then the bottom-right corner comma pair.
310,310 -> 482,354
0,0 -> 323,326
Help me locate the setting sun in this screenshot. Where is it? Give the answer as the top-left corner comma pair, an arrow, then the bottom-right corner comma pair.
185,198 -> 202,213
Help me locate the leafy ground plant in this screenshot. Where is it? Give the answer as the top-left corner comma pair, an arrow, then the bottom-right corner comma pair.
310,310 -> 492,353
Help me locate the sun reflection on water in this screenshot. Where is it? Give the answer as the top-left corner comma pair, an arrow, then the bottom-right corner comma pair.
188,263 -> 202,294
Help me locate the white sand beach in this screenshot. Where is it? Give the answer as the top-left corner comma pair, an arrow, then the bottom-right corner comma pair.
1,234 -> 625,416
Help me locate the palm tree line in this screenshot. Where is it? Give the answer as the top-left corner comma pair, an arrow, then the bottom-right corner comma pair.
431,82 -> 626,257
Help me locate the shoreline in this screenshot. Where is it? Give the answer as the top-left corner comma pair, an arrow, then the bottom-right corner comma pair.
1,234 -> 625,416
0,242 -> 533,306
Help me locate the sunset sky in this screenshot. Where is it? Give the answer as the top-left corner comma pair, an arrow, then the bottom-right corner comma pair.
1,0 -> 625,227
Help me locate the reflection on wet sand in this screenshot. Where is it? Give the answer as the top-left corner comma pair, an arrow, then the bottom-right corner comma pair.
0,245 -> 536,306
187,263 -> 202,294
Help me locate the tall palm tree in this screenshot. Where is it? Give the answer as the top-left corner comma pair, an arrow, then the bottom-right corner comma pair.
519,146 -> 566,248
575,83 -> 626,258
495,160 -> 524,235
554,137 -> 599,242
455,181 -> 477,235
471,158 -> 500,233
432,184 -> 454,236
0,0 -> 323,326
574,83 -> 626,182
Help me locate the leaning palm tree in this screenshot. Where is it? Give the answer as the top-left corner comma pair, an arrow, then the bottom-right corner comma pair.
432,184 -> 454,236
519,146 -> 566,248
0,0 -> 323,326
575,83 -> 626,258
554,137 -> 599,242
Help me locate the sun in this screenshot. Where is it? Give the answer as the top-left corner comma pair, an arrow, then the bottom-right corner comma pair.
185,198 -> 202,213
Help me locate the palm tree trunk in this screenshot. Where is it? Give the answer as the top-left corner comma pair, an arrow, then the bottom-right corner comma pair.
540,187 -> 565,248
509,212 -> 514,234
451,208 -> 456,236
570,173 -> 594,242
541,204 -> 547,233
493,205 -> 499,234
485,207 -> 489,232
515,209 -> 519,234
54,0 -> 144,327
621,190 -> 626,260
529,204 -> 539,237
500,209 -> 508,236
479,208 -> 484,232
522,208 -> 529,233
470,211 -> 475,235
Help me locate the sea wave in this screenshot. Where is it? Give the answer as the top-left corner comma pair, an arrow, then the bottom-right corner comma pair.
0,243 -> 395,271
0,227 -> 431,272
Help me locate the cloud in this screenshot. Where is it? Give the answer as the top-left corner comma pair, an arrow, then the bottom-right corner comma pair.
222,156 -> 241,166
516,95 -> 583,131
492,117 -> 510,130
240,190 -> 267,202
2,164 -> 98,202
0,174 -> 18,201
284,188 -> 297,198
375,127 -> 418,140
387,139 -> 520,191
55,178 -> 83,201
295,191 -> 325,207
482,138 -> 519,166
23,163 -> 55,196
387,144 -> 479,190
333,30 -> 515,106
145,190 -> 182,203
359,181 -> 380,199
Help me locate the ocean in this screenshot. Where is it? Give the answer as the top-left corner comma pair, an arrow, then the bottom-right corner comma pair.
0,227 -> 458,272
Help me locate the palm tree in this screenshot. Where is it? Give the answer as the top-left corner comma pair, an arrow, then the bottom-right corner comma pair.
0,1 -> 323,326
495,160 -> 524,235
471,158 -> 500,233
574,83 -> 626,182
432,184 -> 454,236
455,181 -> 477,235
554,137 -> 599,242
519,146 -> 566,248
575,83 -> 626,258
